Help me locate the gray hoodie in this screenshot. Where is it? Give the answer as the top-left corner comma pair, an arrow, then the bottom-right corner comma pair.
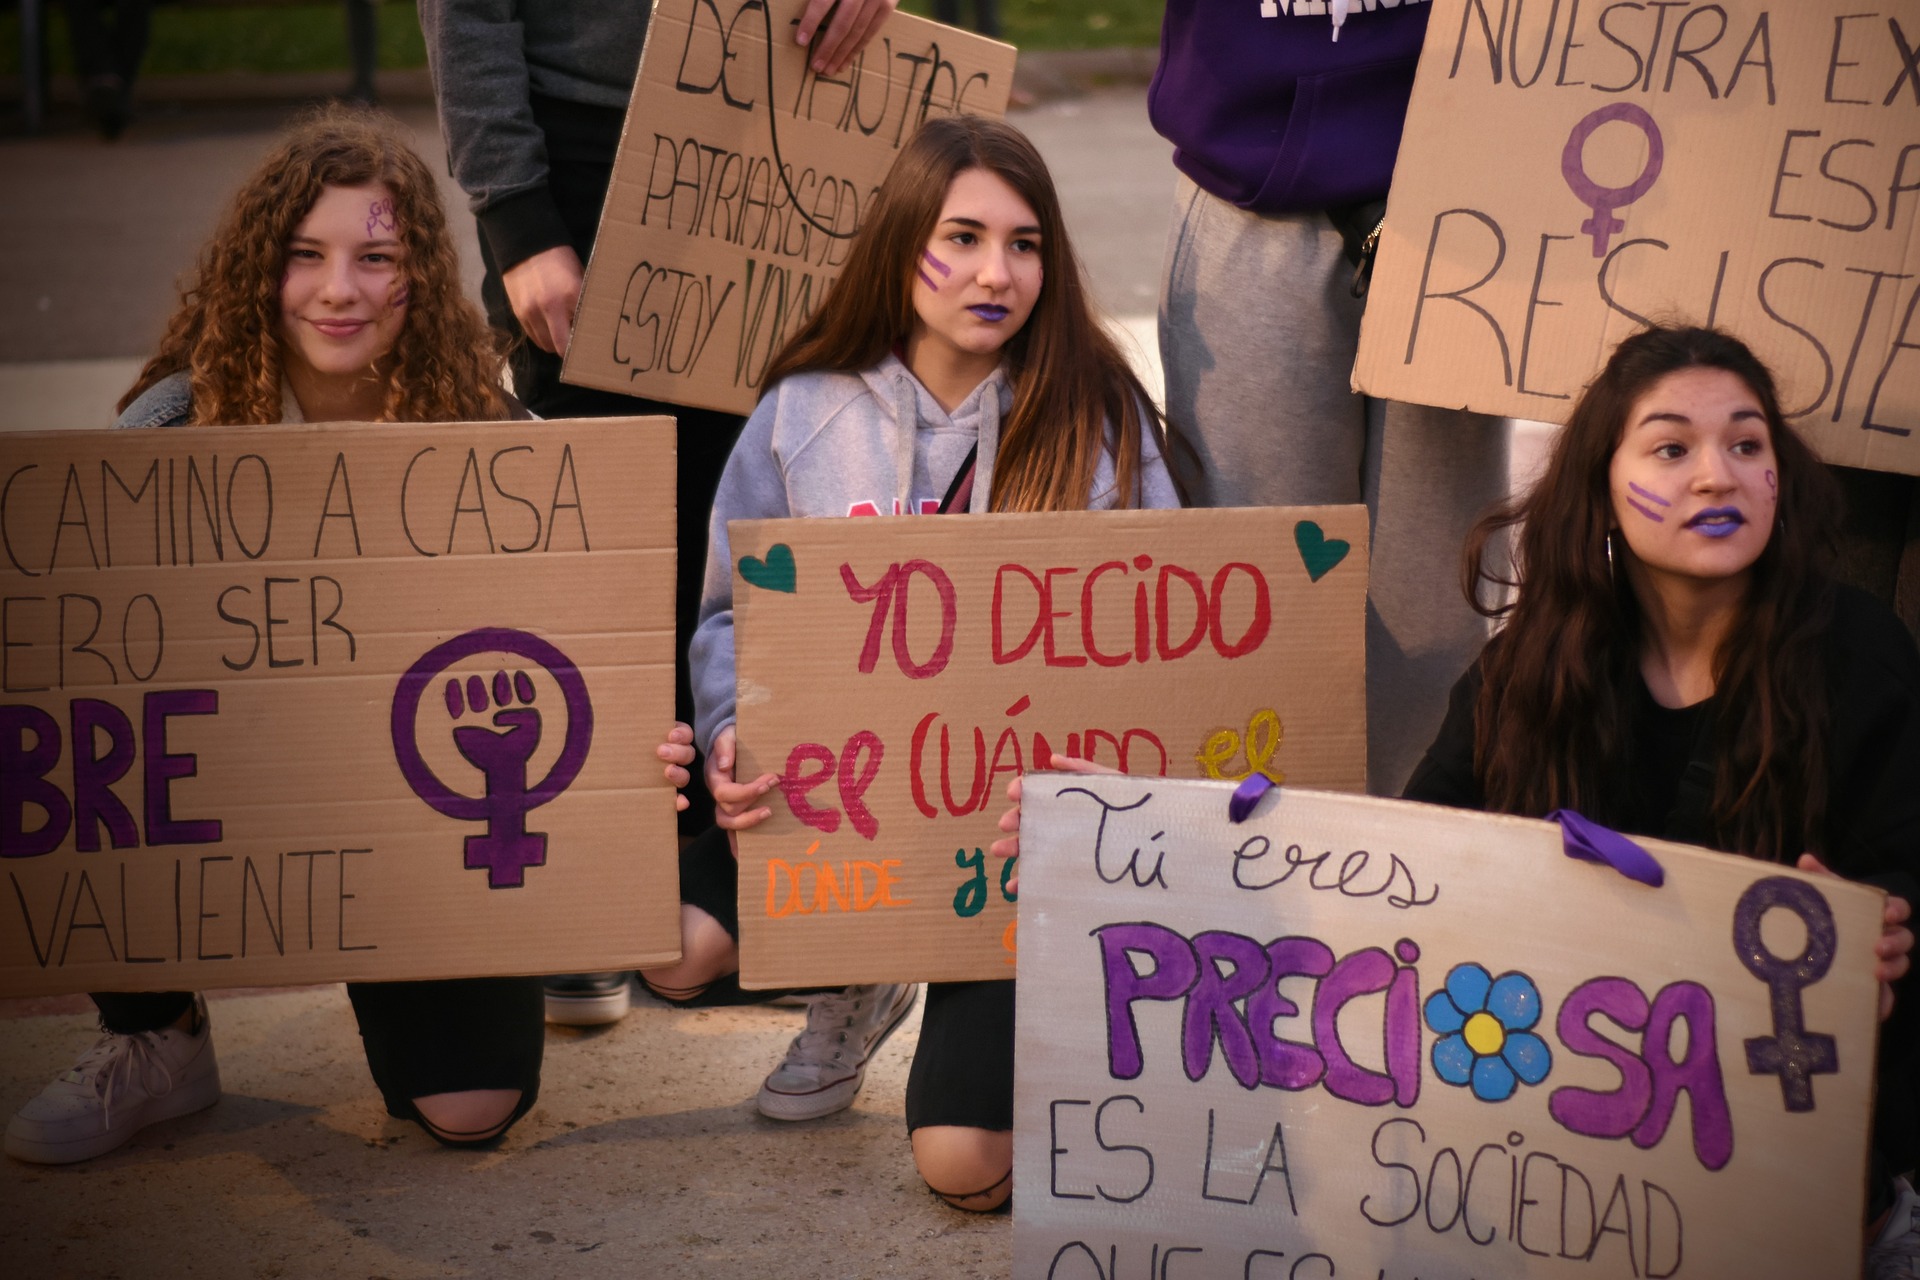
690,353 -> 1180,753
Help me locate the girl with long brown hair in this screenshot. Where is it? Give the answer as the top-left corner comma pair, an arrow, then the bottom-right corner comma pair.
7,105 -> 540,1167
651,113 -> 1177,1212
1403,324 -> 1920,1264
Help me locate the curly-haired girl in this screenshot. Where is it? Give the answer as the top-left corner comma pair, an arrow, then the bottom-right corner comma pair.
7,105 -> 538,1166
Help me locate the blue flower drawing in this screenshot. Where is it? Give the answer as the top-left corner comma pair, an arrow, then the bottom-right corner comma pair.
1425,963 -> 1552,1102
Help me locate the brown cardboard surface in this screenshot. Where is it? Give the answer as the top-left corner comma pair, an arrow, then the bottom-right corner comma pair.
730,507 -> 1368,987
0,418 -> 680,997
1014,776 -> 1882,1277
564,0 -> 1016,416
1355,0 -> 1920,472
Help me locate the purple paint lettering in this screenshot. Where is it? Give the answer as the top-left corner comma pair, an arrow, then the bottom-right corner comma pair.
1249,936 -> 1333,1090
70,699 -> 137,853
1096,922 -> 1199,1080
1550,977 -> 1654,1139
1184,930 -> 1268,1087
1634,982 -> 1733,1170
1313,946 -> 1398,1106
142,689 -> 223,846
0,705 -> 69,859
366,198 -> 396,236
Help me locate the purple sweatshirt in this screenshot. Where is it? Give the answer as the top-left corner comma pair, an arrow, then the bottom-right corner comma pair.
1148,0 -> 1433,214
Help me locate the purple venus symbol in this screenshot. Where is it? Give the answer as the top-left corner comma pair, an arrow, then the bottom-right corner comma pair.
391,628 -> 593,889
1562,103 -> 1665,258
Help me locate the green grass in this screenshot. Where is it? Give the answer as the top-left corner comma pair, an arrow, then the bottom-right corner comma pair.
0,3 -> 427,78
0,1 -> 1156,79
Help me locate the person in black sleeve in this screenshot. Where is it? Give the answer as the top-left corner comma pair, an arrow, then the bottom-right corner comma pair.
1403,324 -> 1920,1273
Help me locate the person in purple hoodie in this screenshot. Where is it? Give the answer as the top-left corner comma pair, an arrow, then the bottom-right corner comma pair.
1150,0 -> 1509,796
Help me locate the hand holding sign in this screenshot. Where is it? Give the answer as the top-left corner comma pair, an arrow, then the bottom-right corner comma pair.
795,0 -> 899,75
706,724 -> 779,831
992,754 -> 1115,895
1798,852 -> 1914,1020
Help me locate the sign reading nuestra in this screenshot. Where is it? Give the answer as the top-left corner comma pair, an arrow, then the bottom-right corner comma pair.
1356,0 -> 1920,471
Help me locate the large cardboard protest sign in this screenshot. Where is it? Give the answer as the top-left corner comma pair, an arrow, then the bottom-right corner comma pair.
1355,0 -> 1920,471
0,419 -> 681,997
1015,776 -> 1883,1278
729,507 -> 1368,987
564,0 -> 1017,415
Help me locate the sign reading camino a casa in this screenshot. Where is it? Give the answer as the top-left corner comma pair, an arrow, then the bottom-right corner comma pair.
0,419 -> 681,997
1013,777 -> 1884,1278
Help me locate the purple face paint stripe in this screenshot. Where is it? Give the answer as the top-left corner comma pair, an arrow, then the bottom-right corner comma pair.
916,269 -> 939,291
1626,498 -> 1666,523
921,249 -> 951,277
1627,481 -> 1671,506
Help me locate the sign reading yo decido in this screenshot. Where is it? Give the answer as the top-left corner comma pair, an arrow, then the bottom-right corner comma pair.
0,419 -> 680,996
729,506 -> 1368,988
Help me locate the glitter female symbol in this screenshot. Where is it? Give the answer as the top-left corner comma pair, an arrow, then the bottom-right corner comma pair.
1562,103 -> 1665,257
391,627 -> 594,889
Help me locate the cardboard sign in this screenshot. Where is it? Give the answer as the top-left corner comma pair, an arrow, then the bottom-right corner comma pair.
564,0 -> 1016,416
729,507 -> 1368,987
1014,776 -> 1883,1279
1355,0 -> 1920,472
0,419 -> 681,997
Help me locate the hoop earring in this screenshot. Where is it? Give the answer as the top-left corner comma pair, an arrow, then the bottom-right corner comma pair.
1606,530 -> 1616,584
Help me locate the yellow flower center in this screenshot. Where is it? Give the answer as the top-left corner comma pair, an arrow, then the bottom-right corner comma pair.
1464,1011 -> 1506,1057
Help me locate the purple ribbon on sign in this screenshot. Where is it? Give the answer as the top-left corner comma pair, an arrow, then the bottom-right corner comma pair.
1229,773 -> 1276,823
1548,809 -> 1666,887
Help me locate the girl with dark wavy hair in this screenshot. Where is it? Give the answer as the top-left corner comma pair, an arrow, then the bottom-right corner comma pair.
1405,324 -> 1920,1262
659,114 -> 1177,1213
7,106 -> 538,1169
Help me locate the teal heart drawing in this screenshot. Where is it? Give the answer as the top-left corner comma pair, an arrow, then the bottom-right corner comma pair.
739,543 -> 797,593
1294,521 -> 1350,583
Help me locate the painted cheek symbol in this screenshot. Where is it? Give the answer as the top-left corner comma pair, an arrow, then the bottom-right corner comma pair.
918,249 -> 951,292
366,198 -> 397,236
1625,480 -> 1671,523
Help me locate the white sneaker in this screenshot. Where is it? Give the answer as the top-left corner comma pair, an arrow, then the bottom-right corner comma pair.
4,996 -> 221,1164
756,983 -> 918,1122
1870,1176 -> 1920,1279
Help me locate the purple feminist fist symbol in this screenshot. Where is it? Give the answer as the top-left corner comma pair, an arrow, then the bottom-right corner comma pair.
1562,103 -> 1664,258
391,628 -> 593,888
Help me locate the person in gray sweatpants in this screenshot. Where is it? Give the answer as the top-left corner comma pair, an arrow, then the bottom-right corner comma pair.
1150,0 -> 1507,796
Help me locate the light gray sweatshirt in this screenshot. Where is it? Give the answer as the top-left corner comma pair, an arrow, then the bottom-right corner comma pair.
690,354 -> 1181,754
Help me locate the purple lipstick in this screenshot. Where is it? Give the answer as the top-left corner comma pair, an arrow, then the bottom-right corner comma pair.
1684,507 -> 1745,538
968,304 -> 1009,322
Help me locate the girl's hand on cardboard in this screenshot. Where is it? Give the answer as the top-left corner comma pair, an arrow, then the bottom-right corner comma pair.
1797,853 -> 1912,1021
992,754 -> 1117,896
658,722 -> 696,812
704,724 -> 779,831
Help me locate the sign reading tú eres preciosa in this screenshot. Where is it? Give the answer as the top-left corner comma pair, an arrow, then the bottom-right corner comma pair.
1014,776 -> 1884,1279
0,418 -> 681,997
